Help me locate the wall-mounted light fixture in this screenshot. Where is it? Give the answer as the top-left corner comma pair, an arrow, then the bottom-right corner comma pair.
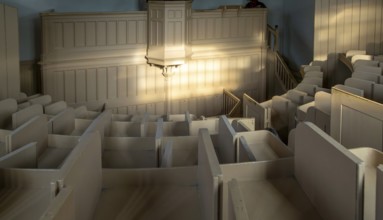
146,0 -> 192,77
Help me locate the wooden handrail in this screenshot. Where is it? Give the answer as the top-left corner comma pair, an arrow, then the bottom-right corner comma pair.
267,24 -> 279,51
275,51 -> 298,91
223,89 -> 241,117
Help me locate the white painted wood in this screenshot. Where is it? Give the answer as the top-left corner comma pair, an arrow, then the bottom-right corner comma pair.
345,78 -> 374,99
352,54 -> 373,64
29,95 -> 52,106
354,59 -> 380,68
44,101 -> 67,115
295,83 -> 317,96
377,165 -> 383,220
242,93 -> 270,129
0,98 -> 17,129
301,77 -> 323,87
295,122 -> 364,220
220,159 -> 294,220
354,65 -> 383,75
333,84 -> 364,96
270,96 -> 297,142
56,131 -> 102,220
314,0 -> 383,85
372,83 -> 383,103
48,108 -> 75,135
0,4 -> 20,99
352,72 -> 380,83
227,179 -> 250,220
6,115 -> 48,156
217,115 -> 237,164
189,118 -> 219,135
12,104 -> 44,129
304,71 -> 324,78
346,50 -> 366,58
350,147 -> 383,220
39,188 -> 76,220
96,167 -> 200,220
0,142 -> 36,168
331,86 -> 383,150
237,130 -> 292,162
303,65 -> 322,72
40,9 -> 266,115
160,140 -> 173,168
162,136 -> 198,167
198,128 -> 222,220
297,101 -> 315,122
237,136 -> 256,162
103,137 -> 158,168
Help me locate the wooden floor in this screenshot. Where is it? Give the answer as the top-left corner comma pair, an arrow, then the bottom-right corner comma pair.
240,177 -> 323,220
93,186 -> 201,220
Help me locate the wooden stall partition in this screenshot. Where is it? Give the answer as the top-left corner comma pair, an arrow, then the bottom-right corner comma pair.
198,128 -> 222,220
12,104 -> 44,129
296,122 -> 364,220
0,98 -> 17,129
331,86 -> 383,151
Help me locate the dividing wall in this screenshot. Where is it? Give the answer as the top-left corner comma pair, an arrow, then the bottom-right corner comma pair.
40,8 -> 267,116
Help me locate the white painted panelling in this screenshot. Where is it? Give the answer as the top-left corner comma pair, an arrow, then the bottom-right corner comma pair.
41,9 -> 267,116
0,4 -> 20,99
314,0 -> 383,85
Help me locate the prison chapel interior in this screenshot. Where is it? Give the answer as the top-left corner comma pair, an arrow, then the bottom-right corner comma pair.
1,0 -> 383,219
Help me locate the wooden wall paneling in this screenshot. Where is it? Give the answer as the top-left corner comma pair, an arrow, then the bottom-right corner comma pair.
74,22 -> 86,47
117,66 -> 127,98
75,70 -> 86,103
55,71 -> 65,101
366,0 -> 377,54
127,65 -> 137,97
86,69 -> 97,101
137,20 -> 146,44
86,21 -> 96,47
107,67 -> 118,99
117,21 -> 127,45
343,0 -> 353,52
222,17 -> 230,38
375,0 -> 383,55
63,22 -> 75,48
64,70 -> 76,103
155,102 -> 165,115
4,5 -> 19,98
96,21 -> 107,46
0,4 -> 6,99
97,68 -> 107,100
137,64 -> 146,96
107,21 -> 117,46
230,16 -> 239,38
351,0 -> 361,49
54,23 -> 64,49
328,0 -> 337,86
146,63 -> 156,96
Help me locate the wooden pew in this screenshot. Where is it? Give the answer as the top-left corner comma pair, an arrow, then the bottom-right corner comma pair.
242,93 -> 270,130
161,136 -> 198,167
0,132 -> 102,220
349,148 -> 383,220
377,165 -> 383,220
12,104 -> 44,129
0,98 -> 18,129
331,86 -> 383,151
227,179 -> 250,220
94,128 -> 221,220
295,122 -> 364,220
44,101 -> 68,115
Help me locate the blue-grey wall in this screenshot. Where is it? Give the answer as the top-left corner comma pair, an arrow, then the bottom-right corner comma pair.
0,0 -> 314,71
266,0 -> 315,70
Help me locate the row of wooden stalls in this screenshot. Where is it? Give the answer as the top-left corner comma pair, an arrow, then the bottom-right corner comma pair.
0,85 -> 383,220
